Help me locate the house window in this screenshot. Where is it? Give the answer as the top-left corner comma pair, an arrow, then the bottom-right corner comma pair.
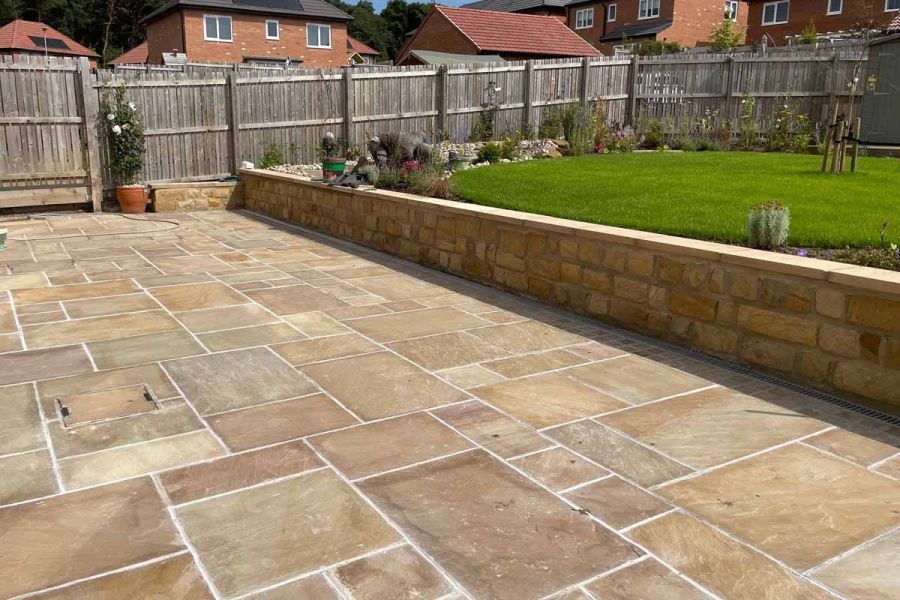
266,20 -> 279,40
887,0 -> 899,11
607,3 -> 617,21
575,8 -> 594,29
203,15 -> 232,42
307,23 -> 332,48
725,0 -> 739,19
639,0 -> 661,19
762,0 -> 790,24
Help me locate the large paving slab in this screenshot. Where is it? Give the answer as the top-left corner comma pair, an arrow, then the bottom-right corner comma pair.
1,211 -> 898,599
359,450 -> 639,599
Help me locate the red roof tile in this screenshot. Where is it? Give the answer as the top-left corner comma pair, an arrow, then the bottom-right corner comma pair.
111,42 -> 149,65
0,19 -> 99,58
434,5 -> 600,57
347,36 -> 379,56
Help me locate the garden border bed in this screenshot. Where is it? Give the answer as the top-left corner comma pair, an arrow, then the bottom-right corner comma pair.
240,168 -> 900,411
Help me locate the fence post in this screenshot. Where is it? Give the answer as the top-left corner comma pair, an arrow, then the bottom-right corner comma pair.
342,67 -> 354,149
523,60 -> 534,137
828,53 -> 839,111
77,57 -> 102,212
436,64 -> 449,138
723,56 -> 734,121
626,54 -> 640,126
579,56 -> 590,106
226,64 -> 241,174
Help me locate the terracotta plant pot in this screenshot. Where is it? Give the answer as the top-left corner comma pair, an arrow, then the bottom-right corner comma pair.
116,185 -> 148,214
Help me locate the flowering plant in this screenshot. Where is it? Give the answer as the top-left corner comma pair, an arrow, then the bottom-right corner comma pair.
403,160 -> 422,171
102,86 -> 144,186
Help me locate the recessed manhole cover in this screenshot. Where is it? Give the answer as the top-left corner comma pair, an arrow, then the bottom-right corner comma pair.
57,384 -> 159,428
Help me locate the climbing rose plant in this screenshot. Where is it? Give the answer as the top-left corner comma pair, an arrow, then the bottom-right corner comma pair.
103,86 -> 145,186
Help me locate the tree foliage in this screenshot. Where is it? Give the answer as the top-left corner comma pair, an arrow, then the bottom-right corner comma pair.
0,0 -> 433,64
709,18 -> 743,52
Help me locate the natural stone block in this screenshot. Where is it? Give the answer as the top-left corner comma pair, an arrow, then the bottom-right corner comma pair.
859,332 -> 882,362
815,288 -> 846,319
730,272 -> 758,301
667,291 -> 716,322
716,300 -> 737,324
577,243 -> 603,266
759,278 -> 813,312
586,293 -> 609,316
885,339 -> 900,370
496,250 -> 525,272
694,323 -> 738,355
560,263 -> 582,285
800,350 -> 831,384
740,337 -> 796,372
559,238 -> 578,261
847,296 -> 900,333
656,257 -> 683,284
648,286 -> 667,310
499,230 -> 527,257
626,252 -> 654,278
817,324 -> 860,358
583,269 -> 611,292
737,306 -> 818,346
613,277 -> 648,303
527,258 -> 560,280
528,277 -> 553,299
603,248 -> 627,272
707,268 -> 726,294
833,360 -> 900,403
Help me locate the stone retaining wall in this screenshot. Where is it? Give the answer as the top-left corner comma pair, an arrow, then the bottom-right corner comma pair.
241,168 -> 900,410
150,181 -> 243,212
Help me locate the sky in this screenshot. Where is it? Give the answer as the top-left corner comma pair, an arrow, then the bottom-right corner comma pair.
356,0 -> 471,13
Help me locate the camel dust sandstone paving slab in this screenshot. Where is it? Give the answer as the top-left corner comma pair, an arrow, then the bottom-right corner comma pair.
37,364 -> 180,414
312,412 -> 472,479
159,440 -> 322,504
565,355 -> 711,404
28,554 -> 213,600
387,331 -> 511,371
804,428 -> 900,467
598,387 -> 827,469
438,365 -> 507,389
474,373 -> 627,429
87,330 -> 205,370
345,307 -> 490,343
302,352 -> 467,421
282,311 -> 350,336
658,444 -> 900,571
207,394 -> 357,451
352,274 -> 450,301
482,348 -> 588,378
628,512 -> 835,600
246,575 -> 340,600
467,320 -> 585,354
12,279 -> 138,305
813,529 -> 900,600
198,322 -> 306,352
174,303 -> 277,334
585,558 -> 712,600
176,469 -> 400,598
0,345 -> 93,386
150,282 -> 248,312
564,476 -> 671,530
509,446 -> 609,492
0,450 -> 56,505
245,284 -> 349,315
59,430 -> 224,490
164,347 -> 318,415
272,333 -> 381,366
23,311 -> 181,349
0,383 -> 44,455
546,420 -> 693,487
0,272 -> 47,291
150,254 -> 235,274
0,478 -> 183,598
62,293 -> 158,319
358,450 -> 640,600
433,401 -> 552,458
331,545 -> 453,600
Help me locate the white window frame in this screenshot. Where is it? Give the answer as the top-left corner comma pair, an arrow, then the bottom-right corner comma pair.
203,15 -> 233,42
266,19 -> 279,40
761,0 -> 790,24
639,0 -> 661,19
607,3 -> 617,22
306,23 -> 332,49
575,8 -> 594,29
887,0 -> 899,11
725,0 -> 739,20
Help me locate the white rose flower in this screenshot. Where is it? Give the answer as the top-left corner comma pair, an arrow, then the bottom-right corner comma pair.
325,131 -> 335,139
128,102 -> 137,111
107,113 -> 115,120
122,123 -> 129,130
112,124 -> 122,135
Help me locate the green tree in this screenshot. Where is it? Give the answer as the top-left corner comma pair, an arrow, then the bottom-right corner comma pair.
709,19 -> 743,51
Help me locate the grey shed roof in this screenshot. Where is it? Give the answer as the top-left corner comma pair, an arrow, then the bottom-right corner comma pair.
409,50 -> 506,66
143,0 -> 351,24
461,0 -> 571,12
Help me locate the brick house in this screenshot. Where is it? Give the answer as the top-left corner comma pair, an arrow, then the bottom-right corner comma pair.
461,0 -> 571,20
0,19 -> 99,65
464,0 -> 750,52
141,0 -> 351,67
396,6 -> 600,65
745,0 -> 898,45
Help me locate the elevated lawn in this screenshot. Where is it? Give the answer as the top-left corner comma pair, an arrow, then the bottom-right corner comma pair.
450,152 -> 900,248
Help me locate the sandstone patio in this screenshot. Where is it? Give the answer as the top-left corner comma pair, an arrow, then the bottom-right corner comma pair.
0,211 -> 898,600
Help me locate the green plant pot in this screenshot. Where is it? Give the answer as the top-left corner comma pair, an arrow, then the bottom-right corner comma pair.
322,157 -> 347,181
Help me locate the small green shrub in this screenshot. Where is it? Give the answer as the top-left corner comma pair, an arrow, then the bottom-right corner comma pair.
640,119 -> 665,149
477,143 -> 502,164
358,164 -> 379,184
709,18 -> 742,51
408,168 -> 451,199
258,144 -> 284,169
748,201 -> 790,249
468,115 -> 494,142
500,136 -> 519,161
738,93 -> 758,150
696,138 -> 721,151
375,167 -> 405,190
633,39 -> 680,56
